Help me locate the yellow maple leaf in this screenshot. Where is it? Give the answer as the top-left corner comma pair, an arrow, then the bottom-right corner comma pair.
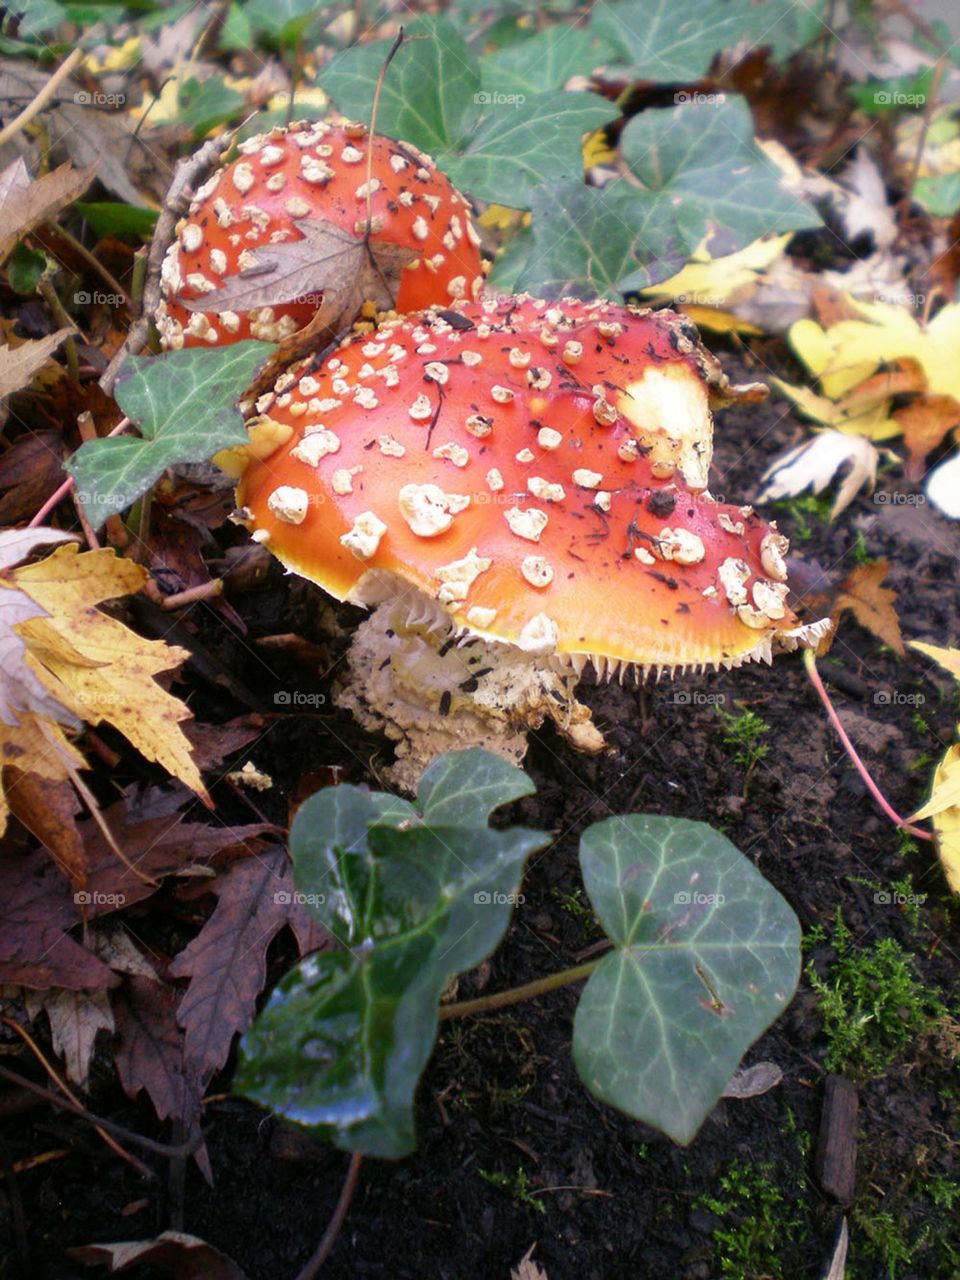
0,539 -> 208,832
909,745 -> 960,892
641,234 -> 792,309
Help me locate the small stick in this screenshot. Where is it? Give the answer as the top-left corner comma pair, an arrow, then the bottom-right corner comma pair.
803,649 -> 932,840
0,48 -> 83,147
295,1152 -> 363,1280
363,30 -> 405,239
43,221 -> 131,307
903,56 -> 946,209
161,579 -> 223,610
37,280 -> 78,382
0,1020 -> 149,1176
28,417 -> 130,527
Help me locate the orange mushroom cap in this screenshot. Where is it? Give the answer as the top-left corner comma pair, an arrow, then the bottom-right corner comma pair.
156,118 -> 485,350
236,295 -> 826,674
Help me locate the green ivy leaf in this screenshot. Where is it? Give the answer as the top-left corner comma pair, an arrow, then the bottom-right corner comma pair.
65,342 -> 272,529
913,172 -> 960,218
241,0 -> 337,39
75,202 -> 158,239
234,748 -> 548,1158
591,0 -> 824,81
7,242 -> 46,294
620,97 -> 820,253
479,25 -> 613,97
318,18 -> 617,208
573,815 -> 800,1145
494,180 -> 688,297
176,76 -> 245,138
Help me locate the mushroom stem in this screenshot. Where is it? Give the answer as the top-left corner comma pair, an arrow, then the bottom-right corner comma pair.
803,648 -> 932,841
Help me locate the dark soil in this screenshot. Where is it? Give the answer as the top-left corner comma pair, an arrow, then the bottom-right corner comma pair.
3,350 -> 959,1280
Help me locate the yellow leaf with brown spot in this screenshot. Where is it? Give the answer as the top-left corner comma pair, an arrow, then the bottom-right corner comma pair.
0,716 -> 83,833
830,560 -> 904,656
1,542 -> 207,808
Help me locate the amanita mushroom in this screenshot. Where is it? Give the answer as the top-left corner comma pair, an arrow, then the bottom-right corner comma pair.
233,294 -> 830,788
156,117 -> 485,351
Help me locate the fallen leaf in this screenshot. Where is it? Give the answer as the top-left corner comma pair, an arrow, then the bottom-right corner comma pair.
25,986 -> 114,1087
0,161 -> 97,261
3,769 -> 87,891
2,541 -> 208,814
756,429 -> 879,518
892,395 -> 960,481
181,217 -> 416,338
830,560 -> 904,656
511,1248 -> 549,1280
168,845 -> 329,1082
0,430 -> 67,524
910,641 -> 960,683
113,975 -> 196,1124
640,233 -> 791,308
0,328 -> 74,400
909,745 -> 960,892
89,925 -> 160,980
721,1060 -> 783,1098
68,1230 -> 247,1278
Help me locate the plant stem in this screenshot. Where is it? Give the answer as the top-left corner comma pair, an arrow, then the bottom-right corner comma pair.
803,648 -> 932,841
439,960 -> 600,1021
0,48 -> 83,147
296,1152 -> 363,1280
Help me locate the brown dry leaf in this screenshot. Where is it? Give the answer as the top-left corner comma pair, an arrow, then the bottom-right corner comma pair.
112,975 -> 194,1124
25,986 -> 114,1087
0,328 -> 74,400
2,541 -> 208,813
829,560 -> 905,656
721,1061 -> 783,1098
68,1231 -> 247,1279
0,430 -> 66,524
3,769 -> 87,891
182,217 -> 416,337
0,161 -> 97,261
511,1246 -> 549,1280
893,394 -> 960,481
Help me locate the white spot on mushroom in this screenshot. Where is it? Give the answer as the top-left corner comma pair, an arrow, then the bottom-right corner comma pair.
561,340 -> 583,365
267,486 -> 309,524
635,547 -> 656,565
527,477 -> 565,502
436,546 -> 491,604
301,158 -> 334,185
209,248 -> 228,276
341,511 -> 387,560
332,465 -> 362,495
298,376 -> 321,396
265,172 -> 286,192
521,556 -> 553,588
284,196 -> 312,218
595,491 -> 611,513
527,367 -> 552,391
355,178 -> 381,199
292,430 -> 340,465
466,605 -> 497,628
491,385 -> 515,405
398,483 -> 470,537
718,557 -> 751,606
251,528 -> 271,544
572,468 -> 603,489
486,468 -> 504,493
592,397 -> 618,427
509,348 -> 531,369
412,216 -> 429,242
517,613 -> 558,654
409,394 -> 433,421
465,414 -> 493,438
718,512 -> 745,536
505,507 -> 548,542
185,272 -> 217,293
378,434 -> 406,458
752,579 -> 789,620
180,224 -> 203,253
657,527 -> 705,565
354,387 -> 379,410
760,531 -> 789,582
737,603 -> 771,630
537,427 -> 562,451
390,154 -> 408,173
515,448 -> 534,464
597,321 -> 623,338
341,146 -> 364,164
461,350 -> 482,367
232,163 -> 255,194
433,441 -> 469,467
259,144 -> 285,168
424,361 -> 449,385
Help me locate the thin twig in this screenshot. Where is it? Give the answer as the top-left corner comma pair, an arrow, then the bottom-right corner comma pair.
295,1152 -> 363,1280
161,579 -> 223,610
0,48 -> 83,147
44,220 -> 132,307
903,56 -> 946,209
803,649 -> 932,840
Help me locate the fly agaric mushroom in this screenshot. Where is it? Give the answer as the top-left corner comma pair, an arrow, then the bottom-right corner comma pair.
233,294 -> 830,789
156,118 -> 485,351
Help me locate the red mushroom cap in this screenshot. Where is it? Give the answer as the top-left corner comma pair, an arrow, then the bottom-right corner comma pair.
235,295 -> 826,673
156,118 -> 485,350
